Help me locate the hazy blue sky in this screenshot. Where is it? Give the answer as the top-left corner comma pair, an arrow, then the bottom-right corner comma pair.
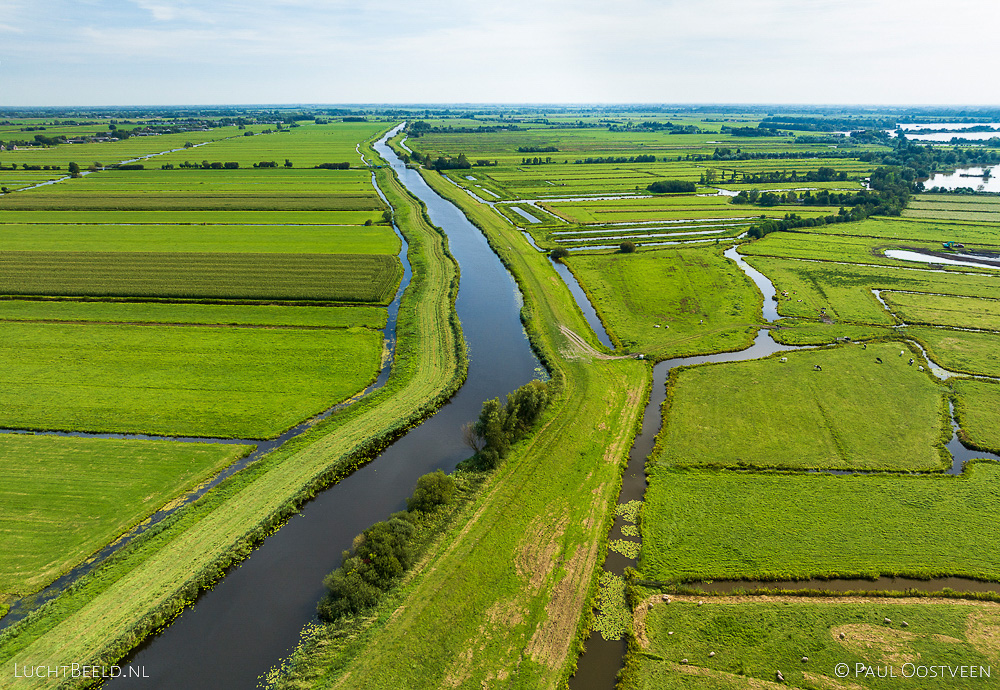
1,0 -> 994,106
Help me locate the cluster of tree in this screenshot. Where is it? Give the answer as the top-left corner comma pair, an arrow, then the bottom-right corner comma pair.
745,167 -> 914,238
647,180 -> 696,193
474,159 -> 498,167
6,163 -> 62,171
687,149 -> 857,162
342,116 -> 368,122
861,138 -> 1000,178
430,153 -> 472,170
521,157 -> 553,165
721,126 -> 785,137
758,115 -> 896,132
176,160 -> 241,169
517,145 -> 558,153
315,162 -> 351,170
463,380 -> 551,470
575,155 -> 656,164
317,470 -> 457,621
111,163 -> 144,170
406,121 -> 523,137
254,161 -> 279,168
925,186 -> 1000,196
620,241 -> 637,253
608,121 -> 700,134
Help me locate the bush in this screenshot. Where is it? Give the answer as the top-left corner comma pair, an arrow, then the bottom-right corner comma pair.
550,247 -> 570,261
407,470 -> 456,512
619,241 -> 636,253
647,180 -> 696,194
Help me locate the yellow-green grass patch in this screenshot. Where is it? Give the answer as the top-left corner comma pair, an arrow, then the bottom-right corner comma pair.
907,327 -> 1000,378
0,321 -> 383,438
883,292 -> 1000,331
0,435 -> 252,598
655,342 -> 948,471
954,379 -> 1000,454
0,252 -> 401,303
567,246 -> 761,358
642,461 -> 1000,583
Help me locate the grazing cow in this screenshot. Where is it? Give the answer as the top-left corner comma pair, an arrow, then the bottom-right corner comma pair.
814,364 -> 822,371
909,358 -> 914,365
875,357 -> 883,364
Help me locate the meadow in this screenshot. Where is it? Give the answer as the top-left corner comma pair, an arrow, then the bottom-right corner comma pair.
743,256 -> 1000,323
907,327 -> 1000,377
954,379 -> 1000,453
0,435 -> 251,600
0,252 -> 400,302
641,461 -> 1000,583
882,292 -> 1000,330
628,597 -> 1000,690
654,342 -> 948,471
0,321 -> 383,438
566,246 -> 761,358
0,300 -> 386,329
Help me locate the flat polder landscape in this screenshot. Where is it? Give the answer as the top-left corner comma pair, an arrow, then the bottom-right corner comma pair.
2,102 -> 1000,690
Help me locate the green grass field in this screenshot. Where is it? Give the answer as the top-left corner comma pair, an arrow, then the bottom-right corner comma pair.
0,321 -> 384,438
0,300 -> 387,329
744,255 -> 1000,324
0,223 -> 400,254
0,435 -> 251,599
655,342 -> 948,471
907,327 -> 1000,378
0,251 -> 401,303
769,319 -> 896,345
629,597 -> 1000,690
884,292 -> 1000,331
954,379 -> 1000,453
566,246 -> 761,358
641,461 -> 1000,583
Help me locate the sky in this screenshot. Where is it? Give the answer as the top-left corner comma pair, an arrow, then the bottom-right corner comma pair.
1,0 -> 997,106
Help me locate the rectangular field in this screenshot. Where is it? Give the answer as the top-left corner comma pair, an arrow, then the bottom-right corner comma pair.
882,292 -> 1000,331
908,327 -> 1000,377
0,435 -> 252,598
567,246 -> 761,358
633,597 -> 999,690
0,321 -> 384,438
641,462 -> 1000,582
655,342 -> 948,471
0,252 -> 401,303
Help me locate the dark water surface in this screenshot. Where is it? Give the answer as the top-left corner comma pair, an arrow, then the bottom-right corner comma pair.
104,127 -> 541,688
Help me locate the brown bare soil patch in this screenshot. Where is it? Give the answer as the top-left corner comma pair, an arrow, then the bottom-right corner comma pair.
966,610 -> 1000,665
831,623 -> 920,667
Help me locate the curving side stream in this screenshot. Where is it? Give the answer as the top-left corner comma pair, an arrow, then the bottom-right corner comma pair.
567,245 -> 1000,690
97,127 -> 542,688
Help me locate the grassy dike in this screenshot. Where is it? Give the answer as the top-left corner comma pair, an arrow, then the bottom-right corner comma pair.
0,140 -> 468,688
287,161 -> 651,688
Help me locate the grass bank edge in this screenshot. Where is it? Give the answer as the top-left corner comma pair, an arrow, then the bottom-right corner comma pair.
0,138 -> 468,685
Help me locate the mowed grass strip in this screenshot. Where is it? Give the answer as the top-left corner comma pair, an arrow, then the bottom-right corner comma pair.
0,435 -> 252,599
0,223 -> 401,254
0,192 -> 382,211
0,322 -> 383,438
655,342 -> 948,471
641,462 -> 1000,583
883,292 -> 1000,331
631,597 -> 1000,690
567,246 -> 760,359
0,252 -> 401,303
0,300 -> 387,329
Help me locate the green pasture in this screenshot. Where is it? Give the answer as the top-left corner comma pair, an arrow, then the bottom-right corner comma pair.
813,217 -> 1000,245
882,292 -> 1000,331
0,223 -> 400,255
567,246 -> 761,358
770,319 -> 896,345
0,435 -> 251,599
0,300 -> 386,329
544,197 -> 841,224
0,321 -> 383,438
907,327 -> 1000,377
740,231 -> 978,271
0,251 -> 401,303
0,209 -> 384,225
655,342 -> 948,471
641,461 -> 1000,582
743,256 -> 1000,323
630,598 -> 1000,690
954,379 -> 1000,453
